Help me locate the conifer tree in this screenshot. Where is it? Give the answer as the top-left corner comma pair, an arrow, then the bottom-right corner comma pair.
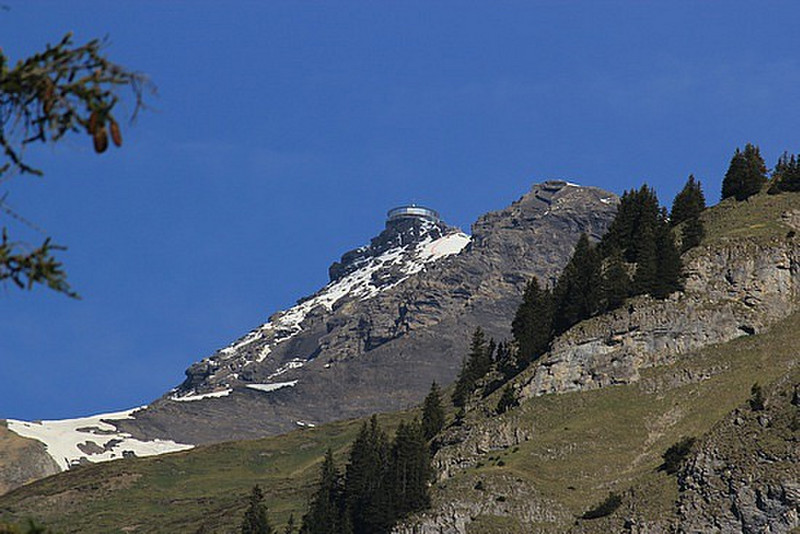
554,234 -> 602,334
241,485 -> 274,534
421,382 -> 445,441
721,143 -> 767,201
389,419 -> 431,519
653,222 -> 683,299
670,175 -> 706,226
511,277 -> 554,368
769,152 -> 800,193
633,223 -> 658,295
301,449 -> 345,534
680,215 -> 705,252
494,341 -> 518,381
601,185 -> 661,263
344,416 -> 392,534
601,249 -> 631,311
452,328 -> 490,407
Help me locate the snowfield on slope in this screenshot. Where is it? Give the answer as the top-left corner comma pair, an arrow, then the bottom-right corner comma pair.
6,409 -> 193,471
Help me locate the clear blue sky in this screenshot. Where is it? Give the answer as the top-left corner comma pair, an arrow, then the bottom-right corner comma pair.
2,1 -> 799,420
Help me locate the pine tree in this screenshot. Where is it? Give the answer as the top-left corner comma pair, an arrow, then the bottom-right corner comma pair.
344,416 -> 392,534
670,175 -> 706,226
301,449 -> 345,534
494,341 -> 518,381
601,249 -> 631,311
452,328 -> 490,407
421,382 -> 445,441
633,222 -> 658,295
680,215 -> 705,252
601,185 -> 661,263
511,277 -> 554,368
554,234 -> 603,334
653,222 -> 683,299
721,143 -> 767,201
389,419 -> 431,519
769,152 -> 800,193
241,485 -> 273,534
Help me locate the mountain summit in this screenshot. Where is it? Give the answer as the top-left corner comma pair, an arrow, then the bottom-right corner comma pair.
3,181 -> 619,481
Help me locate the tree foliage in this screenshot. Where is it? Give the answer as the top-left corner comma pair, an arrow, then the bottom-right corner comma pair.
601,185 -> 661,263
600,185 -> 682,299
240,485 -> 274,534
421,382 -> 445,441
300,449 -> 345,534
511,277 -> 554,368
302,417 -> 432,534
389,419 -> 431,519
721,143 -> 767,201
554,233 -> 602,334
652,217 -> 683,298
345,416 -> 392,534
671,175 -> 706,252
1,33 -> 151,297
600,248 -> 630,310
670,175 -> 706,227
452,327 -> 492,407
749,383 -> 765,411
769,151 -> 800,194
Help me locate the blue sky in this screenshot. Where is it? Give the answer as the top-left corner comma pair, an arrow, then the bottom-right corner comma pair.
2,1 -> 799,420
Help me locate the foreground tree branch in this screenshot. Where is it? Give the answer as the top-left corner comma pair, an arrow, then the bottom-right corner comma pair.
0,32 -> 153,297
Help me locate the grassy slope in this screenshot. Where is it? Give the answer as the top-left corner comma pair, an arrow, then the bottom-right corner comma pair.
696,190 -> 798,244
1,314 -> 795,533
1,191 -> 797,533
434,312 -> 798,532
0,412 -> 410,533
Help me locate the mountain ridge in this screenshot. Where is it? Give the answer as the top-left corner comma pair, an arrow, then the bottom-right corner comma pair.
1,180 -> 619,491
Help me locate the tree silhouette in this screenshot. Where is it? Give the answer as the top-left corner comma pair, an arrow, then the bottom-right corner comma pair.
721,143 -> 767,201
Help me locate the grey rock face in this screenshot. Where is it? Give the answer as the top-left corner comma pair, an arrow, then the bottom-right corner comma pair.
116,181 -> 619,444
519,239 -> 800,400
0,424 -> 60,496
676,379 -> 799,534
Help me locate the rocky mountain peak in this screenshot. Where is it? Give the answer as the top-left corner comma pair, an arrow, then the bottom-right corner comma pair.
328,204 -> 459,283
1,180 -> 621,471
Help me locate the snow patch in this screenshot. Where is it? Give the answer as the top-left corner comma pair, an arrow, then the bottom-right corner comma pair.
267,359 -> 305,380
246,380 -> 298,393
296,421 -> 316,428
6,409 -> 193,471
170,389 -> 232,402
600,196 -> 615,205
417,232 -> 470,262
